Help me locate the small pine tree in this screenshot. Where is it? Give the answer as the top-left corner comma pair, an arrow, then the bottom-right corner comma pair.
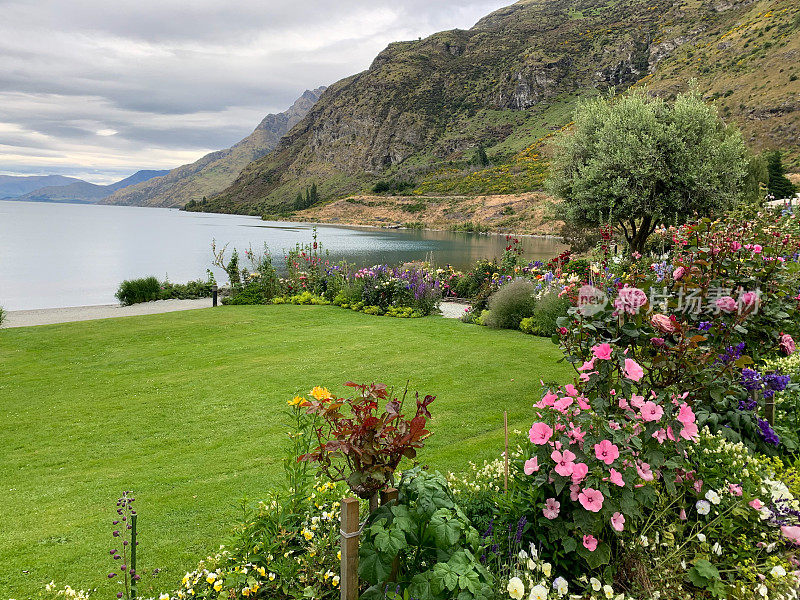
294,191 -> 304,211
766,150 -> 797,199
476,146 -> 490,167
310,183 -> 319,204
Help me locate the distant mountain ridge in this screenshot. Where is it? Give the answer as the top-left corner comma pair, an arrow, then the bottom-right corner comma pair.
101,87 -> 327,208
0,175 -> 83,199
16,170 -> 170,204
197,0 -> 799,217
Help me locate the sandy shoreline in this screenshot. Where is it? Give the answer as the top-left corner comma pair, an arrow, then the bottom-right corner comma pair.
1,298 -> 213,328
1,298 -> 470,328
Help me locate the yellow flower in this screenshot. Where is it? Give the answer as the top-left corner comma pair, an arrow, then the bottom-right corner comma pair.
269,572 -> 276,581
310,386 -> 332,400
213,582 -> 223,592
257,567 -> 266,577
288,396 -> 304,406
337,550 -> 342,560
332,575 -> 340,587
206,574 -> 216,584
302,528 -> 315,541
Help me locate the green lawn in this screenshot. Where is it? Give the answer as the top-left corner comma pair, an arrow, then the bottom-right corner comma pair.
0,305 -> 570,598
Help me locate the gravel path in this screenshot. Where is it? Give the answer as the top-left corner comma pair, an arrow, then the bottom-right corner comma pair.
440,301 -> 471,319
2,298 -> 213,328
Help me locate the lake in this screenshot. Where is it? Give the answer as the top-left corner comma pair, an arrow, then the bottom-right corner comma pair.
0,200 -> 567,310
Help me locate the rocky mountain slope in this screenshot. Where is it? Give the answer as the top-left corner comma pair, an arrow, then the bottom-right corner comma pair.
200,0 -> 798,217
0,175 -> 82,199
101,88 -> 326,208
17,170 -> 169,203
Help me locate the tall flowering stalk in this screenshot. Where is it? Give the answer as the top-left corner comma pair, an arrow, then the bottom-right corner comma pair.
108,491 -> 139,599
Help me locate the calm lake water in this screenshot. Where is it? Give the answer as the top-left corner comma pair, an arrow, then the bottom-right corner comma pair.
0,200 -> 567,310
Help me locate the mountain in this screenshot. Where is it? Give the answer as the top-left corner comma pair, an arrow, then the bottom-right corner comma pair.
0,175 -> 83,199
17,170 -> 170,204
200,0 -> 799,217
101,87 -> 327,208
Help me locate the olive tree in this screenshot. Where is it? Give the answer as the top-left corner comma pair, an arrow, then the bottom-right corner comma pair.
548,90 -> 748,253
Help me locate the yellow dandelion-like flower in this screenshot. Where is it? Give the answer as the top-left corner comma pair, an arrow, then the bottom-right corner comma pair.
288,396 -> 305,406
311,386 -> 332,400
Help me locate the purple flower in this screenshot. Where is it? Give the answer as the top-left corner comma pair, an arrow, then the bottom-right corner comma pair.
112,531 -> 120,537
698,321 -> 712,331
758,418 -> 781,446
741,368 -> 763,392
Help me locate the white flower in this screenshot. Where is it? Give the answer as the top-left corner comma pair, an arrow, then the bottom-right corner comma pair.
603,584 -> 615,598
759,584 -> 768,597
712,542 -> 722,555
529,584 -> 548,600
771,565 -> 787,578
590,577 -> 602,591
507,576 -> 525,600
553,576 -> 568,596
705,490 -> 721,505
696,500 -> 711,515
527,559 -> 536,571
541,562 -> 552,578
697,533 -> 707,542
159,595 -> 170,600
640,535 -> 649,547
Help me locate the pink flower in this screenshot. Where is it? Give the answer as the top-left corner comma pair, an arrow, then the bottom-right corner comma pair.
570,483 -> 581,501
677,403 -> 696,426
624,359 -> 644,382
578,358 -> 596,371
614,285 -> 648,315
577,397 -> 591,411
564,384 -> 579,397
552,449 -> 576,477
640,401 -> 663,422
728,484 -> 743,497
694,480 -> 704,493
752,244 -> 762,254
673,266 -> 685,280
594,440 -> 620,465
529,422 -> 553,445
741,291 -> 758,307
652,429 -> 667,444
636,462 -> 654,482
554,397 -> 574,412
578,488 -> 604,512
780,334 -> 796,356
608,468 -> 625,487
541,391 -> 558,406
731,241 -> 742,251
611,512 -> 625,532
781,526 -> 800,546
630,394 -> 645,409
582,534 -> 598,551
650,313 -> 677,334
592,343 -> 613,360
716,296 -> 737,313
679,508 -> 687,520
571,462 -> 589,484
524,457 -> 540,475
543,498 -> 560,520
680,421 -> 699,441
568,426 -> 586,443
750,498 -> 763,510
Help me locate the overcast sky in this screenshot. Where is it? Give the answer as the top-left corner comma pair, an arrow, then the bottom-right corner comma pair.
0,0 -> 510,184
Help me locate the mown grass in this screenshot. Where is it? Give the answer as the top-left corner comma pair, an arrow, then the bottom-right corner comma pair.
0,305 -> 571,598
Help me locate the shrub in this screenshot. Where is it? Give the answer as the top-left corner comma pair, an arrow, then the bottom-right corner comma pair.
115,276 -> 161,305
483,279 -> 536,329
0,306 -> 5,327
529,291 -> 571,336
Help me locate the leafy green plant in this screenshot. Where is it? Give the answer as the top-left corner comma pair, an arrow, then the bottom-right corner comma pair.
0,306 -> 5,327
528,291 -> 571,337
483,279 -> 536,330
359,469 -> 493,600
115,276 -> 161,305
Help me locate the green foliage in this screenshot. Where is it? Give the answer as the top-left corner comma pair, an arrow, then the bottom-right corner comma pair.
294,183 -> 320,211
0,306 -> 5,327
115,276 -> 161,305
359,469 -> 493,600
523,292 -> 571,337
766,150 -> 798,200
373,180 -> 416,195
484,279 -> 536,330
549,90 -> 749,252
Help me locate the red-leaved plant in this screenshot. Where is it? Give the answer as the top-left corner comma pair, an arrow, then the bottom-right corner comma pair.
298,382 -> 434,502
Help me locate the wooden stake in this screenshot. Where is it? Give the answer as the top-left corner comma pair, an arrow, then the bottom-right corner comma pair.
340,497 -> 360,600
504,411 -> 509,493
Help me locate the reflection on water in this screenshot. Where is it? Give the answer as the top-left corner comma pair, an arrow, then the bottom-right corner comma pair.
0,201 -> 567,310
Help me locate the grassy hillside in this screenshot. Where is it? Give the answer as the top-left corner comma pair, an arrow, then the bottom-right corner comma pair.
0,305 -> 570,598
102,88 -> 325,208
199,0 -> 798,217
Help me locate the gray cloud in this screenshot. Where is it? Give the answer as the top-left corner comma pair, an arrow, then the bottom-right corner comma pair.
0,0 -> 510,183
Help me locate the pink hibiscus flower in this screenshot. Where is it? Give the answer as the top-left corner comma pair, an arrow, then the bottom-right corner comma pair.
608,468 -> 625,487
677,403 -> 695,425
611,512 -> 625,532
524,457 -> 540,475
582,534 -> 598,551
636,462 -> 654,482
680,421 -> 699,441
780,526 -> 800,546
571,462 -> 589,484
543,498 -> 560,520
640,401 -> 664,422
564,384 -> 579,397
594,440 -> 620,465
652,429 -> 667,444
624,358 -> 644,382
529,422 -> 553,445
578,488 -> 604,512
551,449 -> 576,477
